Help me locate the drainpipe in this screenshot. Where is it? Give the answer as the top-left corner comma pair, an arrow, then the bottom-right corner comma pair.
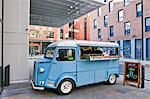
141,0 -> 145,89
1,0 -> 4,93
141,0 -> 144,61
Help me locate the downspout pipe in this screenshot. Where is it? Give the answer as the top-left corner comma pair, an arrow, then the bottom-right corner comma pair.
1,0 -> 4,93
141,0 -> 145,89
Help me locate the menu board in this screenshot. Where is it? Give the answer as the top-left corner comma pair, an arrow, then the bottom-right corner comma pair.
123,62 -> 140,88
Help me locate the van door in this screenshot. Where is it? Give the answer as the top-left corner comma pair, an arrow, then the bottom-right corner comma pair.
49,48 -> 77,81
76,60 -> 95,86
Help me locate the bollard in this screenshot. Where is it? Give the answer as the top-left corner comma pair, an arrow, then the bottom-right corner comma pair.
141,66 -> 145,88
4,65 -> 10,86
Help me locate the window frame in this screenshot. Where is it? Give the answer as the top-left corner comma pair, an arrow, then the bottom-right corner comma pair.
104,15 -> 108,27
145,17 -> 150,32
109,1 -> 113,12
136,3 -> 142,17
124,0 -> 130,6
124,21 -> 131,35
109,25 -> 114,37
97,7 -> 101,17
93,19 -> 97,29
104,0 -> 107,3
98,28 -> 102,39
118,9 -> 124,22
48,31 -> 54,38
56,49 -> 75,61
80,46 -> 119,60
44,47 -> 56,59
60,28 -> 64,39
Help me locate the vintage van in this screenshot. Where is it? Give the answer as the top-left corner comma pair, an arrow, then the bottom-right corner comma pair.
31,40 -> 120,95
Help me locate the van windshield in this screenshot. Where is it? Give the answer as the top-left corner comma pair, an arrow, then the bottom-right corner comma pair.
45,47 -> 55,59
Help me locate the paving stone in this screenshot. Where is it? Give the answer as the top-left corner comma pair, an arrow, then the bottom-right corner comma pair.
0,76 -> 150,99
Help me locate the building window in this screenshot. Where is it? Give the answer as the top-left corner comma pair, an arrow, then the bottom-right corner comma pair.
30,30 -> 40,38
104,15 -> 108,27
98,29 -> 102,39
60,28 -> 63,39
124,22 -> 131,35
69,21 -> 74,39
56,49 -> 75,61
43,30 -> 49,38
118,10 -> 124,22
84,18 -> 87,40
123,40 -> 131,58
124,0 -> 130,6
104,0 -> 107,3
94,19 -> 97,29
48,32 -> 54,38
109,1 -> 113,12
136,3 -> 142,17
98,7 -> 101,17
135,39 -> 142,59
110,26 -> 114,37
145,17 -> 150,32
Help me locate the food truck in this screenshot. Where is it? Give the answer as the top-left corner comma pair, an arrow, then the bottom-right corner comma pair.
31,40 -> 120,95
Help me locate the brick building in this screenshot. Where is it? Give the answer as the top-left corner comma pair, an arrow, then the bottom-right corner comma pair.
29,0 -> 150,60
87,0 -> 150,60
67,0 -> 150,60
29,25 -> 60,55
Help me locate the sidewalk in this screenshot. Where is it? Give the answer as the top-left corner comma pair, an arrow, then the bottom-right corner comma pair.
1,75 -> 150,99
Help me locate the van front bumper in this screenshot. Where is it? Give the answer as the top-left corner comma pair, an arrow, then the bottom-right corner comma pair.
31,80 -> 44,90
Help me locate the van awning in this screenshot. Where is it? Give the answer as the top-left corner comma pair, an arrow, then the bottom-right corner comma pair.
30,0 -> 104,27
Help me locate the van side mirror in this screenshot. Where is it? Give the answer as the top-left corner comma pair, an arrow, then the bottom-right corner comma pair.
56,57 -> 60,61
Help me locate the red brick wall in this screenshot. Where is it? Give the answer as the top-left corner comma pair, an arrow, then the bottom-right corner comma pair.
89,0 -> 150,41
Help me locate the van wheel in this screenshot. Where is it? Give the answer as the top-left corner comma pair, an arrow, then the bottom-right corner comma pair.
107,74 -> 117,85
57,79 -> 74,95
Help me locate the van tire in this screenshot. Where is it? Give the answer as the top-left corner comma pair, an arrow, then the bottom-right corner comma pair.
57,79 -> 75,95
107,74 -> 117,85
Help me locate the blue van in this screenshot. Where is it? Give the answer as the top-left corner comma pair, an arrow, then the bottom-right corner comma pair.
31,40 -> 120,95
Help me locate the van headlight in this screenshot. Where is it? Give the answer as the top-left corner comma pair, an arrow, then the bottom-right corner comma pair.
39,68 -> 45,73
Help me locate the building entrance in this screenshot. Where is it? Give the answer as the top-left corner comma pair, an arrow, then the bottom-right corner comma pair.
146,38 -> 150,60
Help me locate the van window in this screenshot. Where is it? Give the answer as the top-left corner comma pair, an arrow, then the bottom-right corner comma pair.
80,46 -> 119,59
56,49 -> 75,61
45,47 -> 55,59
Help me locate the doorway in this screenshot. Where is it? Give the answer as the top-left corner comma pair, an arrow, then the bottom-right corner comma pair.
146,38 -> 150,60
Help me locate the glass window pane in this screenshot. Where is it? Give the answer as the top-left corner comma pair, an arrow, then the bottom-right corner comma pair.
137,3 -> 141,12
45,48 -> 55,58
125,0 -> 130,6
94,19 -> 97,29
109,1 -> 113,12
57,49 -> 75,61
119,10 -> 123,22
98,29 -> 102,39
48,32 -> 54,38
125,22 -> 131,35
110,26 -> 114,37
98,7 -> 101,16
104,15 -> 108,27
146,18 -> 150,26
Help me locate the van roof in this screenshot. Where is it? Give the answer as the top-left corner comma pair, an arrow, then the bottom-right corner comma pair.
48,40 -> 119,48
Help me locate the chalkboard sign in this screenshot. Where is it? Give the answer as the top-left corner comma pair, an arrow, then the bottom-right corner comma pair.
123,62 -> 140,88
